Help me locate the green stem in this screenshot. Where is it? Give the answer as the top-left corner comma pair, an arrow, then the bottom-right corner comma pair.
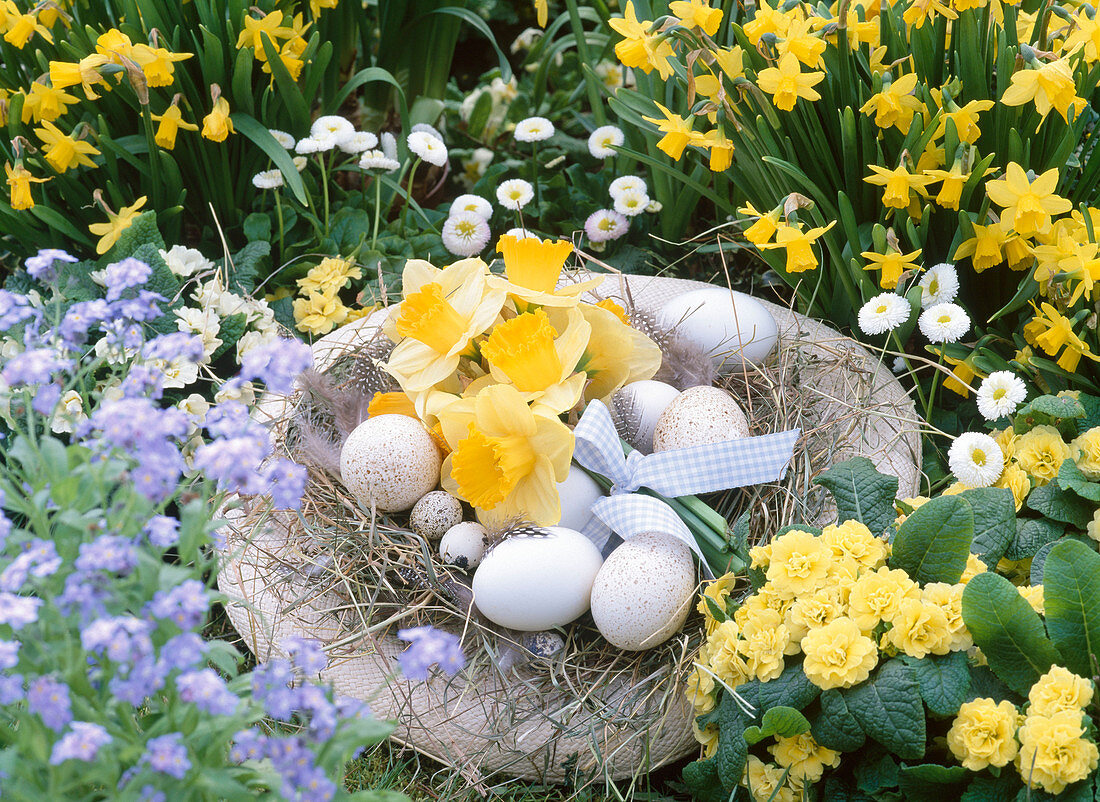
274,190 -> 285,262
564,0 -> 607,125
320,151 -> 331,238
371,176 -> 381,252
401,157 -> 421,236
532,142 -> 541,219
139,104 -> 162,212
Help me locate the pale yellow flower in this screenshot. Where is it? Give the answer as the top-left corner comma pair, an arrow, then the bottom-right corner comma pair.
1029,666 -> 1094,717
1013,425 -> 1073,484
1017,710 -> 1099,794
801,617 -> 878,690
921,582 -> 972,651
887,598 -> 953,658
575,302 -> 662,402
768,732 -> 840,784
947,698 -> 1020,771
847,567 -> 920,631
1072,426 -> 1100,479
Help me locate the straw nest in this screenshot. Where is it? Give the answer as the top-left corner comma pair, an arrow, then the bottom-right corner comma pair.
216,271 -> 921,792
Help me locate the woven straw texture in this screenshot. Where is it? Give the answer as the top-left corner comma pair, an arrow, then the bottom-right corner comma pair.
216,273 -> 922,786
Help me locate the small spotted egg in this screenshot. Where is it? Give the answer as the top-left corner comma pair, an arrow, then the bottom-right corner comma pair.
409,491 -> 463,541
340,415 -> 441,513
521,631 -> 565,660
652,386 -> 749,452
590,532 -> 696,651
439,522 -> 488,570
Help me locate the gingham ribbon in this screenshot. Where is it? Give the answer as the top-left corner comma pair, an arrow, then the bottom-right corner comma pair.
573,401 -> 799,572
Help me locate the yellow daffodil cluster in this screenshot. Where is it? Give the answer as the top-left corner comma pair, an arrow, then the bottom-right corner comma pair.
236,8 -> 316,82
373,235 -> 661,526
948,667 -> 1099,794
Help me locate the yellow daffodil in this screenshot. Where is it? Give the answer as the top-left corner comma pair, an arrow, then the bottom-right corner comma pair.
88,196 -> 147,255
1000,57 -> 1087,123
1001,228 -> 1034,272
756,53 -> 824,111
609,2 -> 676,79
690,127 -> 735,171
933,99 -> 994,144
267,36 -> 308,81
49,54 -> 111,100
384,257 -> 506,394
924,162 -> 970,210
759,221 -> 836,273
34,121 -> 100,173
95,29 -> 134,63
491,234 -> 601,308
642,102 -> 695,160
237,10 -> 294,60
534,0 -> 548,26
5,10 -> 53,48
902,0 -> 957,29
954,220 -> 1006,271
778,17 -> 827,68
713,46 -> 745,81
862,247 -> 922,289
739,202 -> 783,246
480,306 -> 591,413
1027,301 -> 1099,371
859,73 -> 923,134
669,0 -> 723,35
4,162 -> 48,210
743,0 -> 793,45
577,302 -> 663,402
864,163 -> 934,210
202,96 -> 234,142
311,0 -> 340,16
20,82 -> 78,124
1064,10 -> 1100,64
942,352 -> 980,397
439,383 -> 574,526
151,101 -> 199,150
131,44 -> 192,88
1055,241 -> 1100,304
293,289 -> 349,336
985,163 -> 1071,238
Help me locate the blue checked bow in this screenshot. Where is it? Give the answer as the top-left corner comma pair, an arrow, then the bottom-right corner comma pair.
573,400 -> 800,574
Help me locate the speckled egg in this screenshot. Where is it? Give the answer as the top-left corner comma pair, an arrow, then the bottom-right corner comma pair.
439,522 -> 488,569
472,526 -> 604,631
658,287 -> 778,371
613,380 -> 682,454
590,532 -> 696,651
410,491 -> 464,541
554,464 -> 605,531
652,386 -> 749,453
521,631 -> 565,660
340,415 -> 441,513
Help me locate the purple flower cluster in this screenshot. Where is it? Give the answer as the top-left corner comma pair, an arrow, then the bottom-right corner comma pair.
1,348 -> 70,388
0,592 -> 42,630
148,580 -> 208,630
75,535 -> 137,576
249,639 -> 342,741
27,676 -> 72,731
396,626 -> 466,681
1,540 -> 62,591
103,258 -> 152,302
230,730 -> 336,802
143,515 -> 179,549
238,338 -> 313,394
25,248 -> 78,283
140,733 -> 191,779
49,722 -> 112,765
176,668 -> 238,716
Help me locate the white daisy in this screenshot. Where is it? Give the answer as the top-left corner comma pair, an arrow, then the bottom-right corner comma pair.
609,175 -> 647,200
407,131 -> 448,167
359,150 -> 400,172
450,194 -> 492,221
588,125 -> 624,159
918,262 -> 960,308
338,131 -> 379,154
295,135 -> 336,154
310,115 -> 355,144
380,131 -> 398,160
441,211 -> 491,257
268,129 -> 295,149
252,169 -> 284,190
613,188 -> 649,217
496,178 -> 535,211
585,209 -> 629,243
411,123 -> 444,142
292,156 -> 308,172
504,227 -> 538,240
948,432 -> 1004,487
858,292 -> 911,336
976,371 -> 1027,421
919,302 -> 970,343
514,116 -> 554,143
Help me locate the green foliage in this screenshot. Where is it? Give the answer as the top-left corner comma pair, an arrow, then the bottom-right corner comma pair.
742,706 -> 810,745
841,661 -> 926,760
957,487 -> 1016,567
897,764 -> 969,801
1012,394 -> 1086,436
1042,539 -> 1100,677
812,690 -> 867,752
889,495 -> 974,585
1007,519 -> 1065,561
900,652 -> 971,717
813,457 -> 899,536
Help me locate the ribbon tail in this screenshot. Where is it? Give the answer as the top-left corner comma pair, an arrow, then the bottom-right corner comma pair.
572,400 -> 637,491
592,495 -> 715,579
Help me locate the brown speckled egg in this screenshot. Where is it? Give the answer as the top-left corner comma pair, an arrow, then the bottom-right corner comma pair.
439,522 -> 488,570
339,415 -> 441,513
652,386 -> 749,452
590,532 -> 696,651
409,491 -> 463,541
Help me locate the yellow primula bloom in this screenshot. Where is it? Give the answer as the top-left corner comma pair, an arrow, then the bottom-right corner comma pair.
739,203 -> 782,246
577,301 -> 662,402
5,10 -> 53,49
954,220 -> 1006,271
131,44 -> 193,88
439,383 -> 574,526
49,54 -> 111,100
859,73 -> 923,133
384,257 -> 506,394
202,97 -> 234,142
1000,57 -> 1087,124
759,221 -> 836,273
293,289 -> 349,335
151,102 -> 199,150
642,102 -> 694,160
985,163 -> 1071,238
1016,710 -> 1099,794
864,163 -> 934,210
297,256 -> 363,295
756,53 -> 824,111
4,162 -> 48,210
88,196 -> 147,255
21,81 -> 78,124
669,0 -> 723,34
492,234 -> 601,308
947,699 -> 1021,772
609,2 -> 676,79
34,121 -> 100,173
862,247 -> 922,289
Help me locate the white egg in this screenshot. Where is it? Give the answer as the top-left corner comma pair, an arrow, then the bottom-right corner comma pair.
472,526 -> 604,631
340,415 -> 441,513
554,464 -> 605,531
410,491 -> 464,541
613,380 -> 682,454
652,386 -> 749,452
590,532 -> 697,651
658,287 -> 778,370
439,522 -> 488,569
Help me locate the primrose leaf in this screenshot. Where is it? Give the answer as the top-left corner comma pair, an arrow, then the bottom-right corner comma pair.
1042,539 -> 1100,677
890,495 -> 974,585
813,457 -> 899,536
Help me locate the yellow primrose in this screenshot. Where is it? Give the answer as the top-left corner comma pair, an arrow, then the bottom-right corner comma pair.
21,82 -> 78,124
151,101 -> 199,150
759,221 -> 837,273
201,96 -> 234,142
4,161 -> 48,210
34,121 -> 100,173
859,73 -> 923,133
756,53 -> 824,111
1000,57 -> 1087,124
384,257 -> 506,394
669,0 -> 723,34
293,289 -> 349,336
88,196 -> 147,255
439,383 -> 574,526
492,234 -> 601,308
49,54 -> 111,100
642,102 -> 694,160
297,256 -> 363,295
480,306 -> 591,413
862,247 -> 922,289
985,163 -> 1071,238
864,163 -> 934,210
577,301 -> 663,402
609,2 -> 676,80
954,220 -> 1006,271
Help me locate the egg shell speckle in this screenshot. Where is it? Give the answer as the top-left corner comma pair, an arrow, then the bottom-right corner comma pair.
410,491 -> 464,541
340,415 -> 441,513
521,631 -> 565,659
439,522 -> 488,569
613,380 -> 682,454
652,386 -> 749,453
590,532 -> 696,651
658,287 -> 778,370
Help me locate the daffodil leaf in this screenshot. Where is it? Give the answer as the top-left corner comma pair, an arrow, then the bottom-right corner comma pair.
811,689 -> 866,752
842,660 -> 926,760
890,496 -> 973,586
813,457 -> 899,537
956,487 -> 1016,566
1042,539 -> 1100,677
900,652 -> 970,717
